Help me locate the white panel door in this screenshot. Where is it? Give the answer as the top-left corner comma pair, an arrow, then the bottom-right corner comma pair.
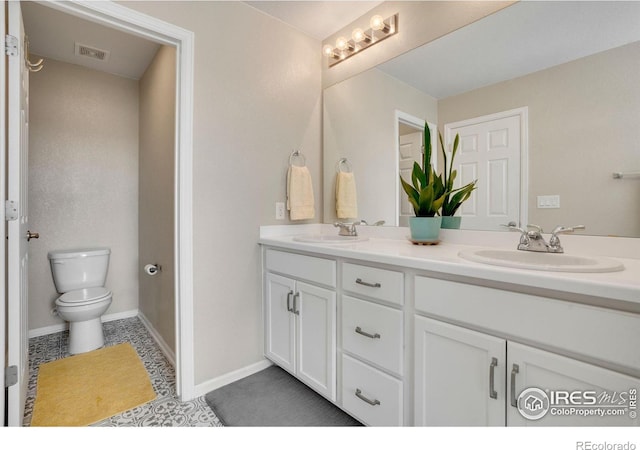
296,281 -> 336,402
415,316 -> 506,426
264,273 -> 296,375
445,108 -> 526,231
507,342 -> 640,426
6,0 -> 32,427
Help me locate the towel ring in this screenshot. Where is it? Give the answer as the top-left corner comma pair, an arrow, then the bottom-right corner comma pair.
289,150 -> 306,167
336,158 -> 352,173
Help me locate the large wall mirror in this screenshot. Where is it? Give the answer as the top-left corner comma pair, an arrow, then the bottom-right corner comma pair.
323,1 -> 640,237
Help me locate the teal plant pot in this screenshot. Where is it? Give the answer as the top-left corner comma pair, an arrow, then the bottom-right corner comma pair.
409,216 -> 442,242
441,216 -> 462,229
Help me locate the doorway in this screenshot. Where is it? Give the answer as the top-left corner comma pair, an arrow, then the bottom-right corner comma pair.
3,1 -> 194,426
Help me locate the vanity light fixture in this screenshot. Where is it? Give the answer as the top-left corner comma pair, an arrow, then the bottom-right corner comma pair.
323,13 -> 398,67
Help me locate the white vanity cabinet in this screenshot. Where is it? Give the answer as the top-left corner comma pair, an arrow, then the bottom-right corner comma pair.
414,315 -> 506,426
414,276 -> 640,427
339,262 -> 405,426
264,249 -> 337,401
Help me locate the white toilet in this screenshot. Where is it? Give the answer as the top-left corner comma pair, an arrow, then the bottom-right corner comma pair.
48,247 -> 113,355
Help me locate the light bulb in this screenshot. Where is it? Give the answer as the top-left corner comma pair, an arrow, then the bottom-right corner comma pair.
370,15 -> 387,31
322,44 -> 334,57
352,28 -> 369,43
336,36 -> 350,51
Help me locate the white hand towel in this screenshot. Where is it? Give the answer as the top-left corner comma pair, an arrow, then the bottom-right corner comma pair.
287,165 -> 315,220
336,171 -> 358,219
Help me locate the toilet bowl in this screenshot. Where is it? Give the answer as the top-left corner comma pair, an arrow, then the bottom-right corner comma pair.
55,287 -> 112,355
48,248 -> 112,355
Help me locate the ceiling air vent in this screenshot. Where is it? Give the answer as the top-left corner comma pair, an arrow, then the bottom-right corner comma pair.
74,42 -> 110,62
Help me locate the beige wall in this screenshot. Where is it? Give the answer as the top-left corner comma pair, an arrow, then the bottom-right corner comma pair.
438,42 -> 640,237
28,57 -> 139,330
139,45 -> 176,353
122,1 -> 322,385
322,1 -> 514,88
323,68 -> 437,226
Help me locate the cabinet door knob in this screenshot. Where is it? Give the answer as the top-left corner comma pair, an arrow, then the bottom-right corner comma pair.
355,388 -> 381,406
510,364 -> 520,407
355,326 -> 381,339
489,357 -> 498,400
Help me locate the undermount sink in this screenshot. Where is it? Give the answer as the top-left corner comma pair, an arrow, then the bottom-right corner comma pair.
458,249 -> 624,273
292,234 -> 369,244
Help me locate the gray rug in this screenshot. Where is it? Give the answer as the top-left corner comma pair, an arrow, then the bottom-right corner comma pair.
204,365 -> 362,426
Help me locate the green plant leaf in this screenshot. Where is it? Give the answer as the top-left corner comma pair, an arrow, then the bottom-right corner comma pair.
412,161 -> 426,190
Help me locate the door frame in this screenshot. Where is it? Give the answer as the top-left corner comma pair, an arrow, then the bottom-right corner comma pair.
444,106 -> 529,229
24,1 -> 196,401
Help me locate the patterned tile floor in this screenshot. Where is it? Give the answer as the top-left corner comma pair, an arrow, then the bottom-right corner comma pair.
24,316 -> 222,427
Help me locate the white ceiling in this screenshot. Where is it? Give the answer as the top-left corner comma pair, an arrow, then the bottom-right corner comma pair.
22,1 -> 161,80
245,1 -> 383,40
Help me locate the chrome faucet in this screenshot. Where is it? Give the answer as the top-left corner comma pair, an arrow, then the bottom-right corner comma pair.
502,223 -> 585,253
334,222 -> 358,236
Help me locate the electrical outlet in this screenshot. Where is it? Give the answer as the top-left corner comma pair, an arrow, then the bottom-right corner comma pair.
275,202 -> 285,220
537,195 -> 560,209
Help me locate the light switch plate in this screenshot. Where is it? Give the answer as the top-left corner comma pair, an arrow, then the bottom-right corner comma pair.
537,195 -> 560,209
275,202 -> 285,220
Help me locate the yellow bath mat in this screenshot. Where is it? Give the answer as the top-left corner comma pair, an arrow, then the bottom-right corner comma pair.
31,342 -> 157,426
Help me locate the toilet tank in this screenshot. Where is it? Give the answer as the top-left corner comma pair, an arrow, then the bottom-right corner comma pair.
48,248 -> 111,293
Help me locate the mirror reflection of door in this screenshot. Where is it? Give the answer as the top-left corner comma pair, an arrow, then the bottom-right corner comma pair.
398,125 -> 423,227
444,107 -> 527,231
396,112 -> 438,227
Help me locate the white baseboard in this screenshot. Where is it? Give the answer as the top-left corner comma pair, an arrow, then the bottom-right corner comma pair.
28,308 -> 139,338
193,359 -> 273,399
137,311 -> 176,367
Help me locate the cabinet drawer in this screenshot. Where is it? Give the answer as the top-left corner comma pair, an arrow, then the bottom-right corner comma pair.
265,249 -> 336,287
342,263 -> 403,305
342,295 -> 403,375
341,354 -> 403,426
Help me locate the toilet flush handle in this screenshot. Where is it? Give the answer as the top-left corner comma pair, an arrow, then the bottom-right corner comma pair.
27,230 -> 39,242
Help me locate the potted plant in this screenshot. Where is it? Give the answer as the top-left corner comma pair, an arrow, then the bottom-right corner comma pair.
400,122 -> 448,242
439,131 -> 477,229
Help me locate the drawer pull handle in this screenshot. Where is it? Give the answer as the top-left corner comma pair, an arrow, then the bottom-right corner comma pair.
355,388 -> 381,406
355,278 -> 381,288
293,292 -> 300,315
489,357 -> 498,400
286,290 -> 294,313
510,364 -> 520,408
355,326 -> 381,339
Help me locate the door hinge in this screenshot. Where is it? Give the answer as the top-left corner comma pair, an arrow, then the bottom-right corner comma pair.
5,34 -> 18,57
5,200 -> 18,221
5,365 -> 18,387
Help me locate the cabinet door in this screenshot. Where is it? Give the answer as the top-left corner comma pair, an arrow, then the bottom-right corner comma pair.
265,273 -> 296,374
507,342 -> 640,426
296,281 -> 337,401
415,316 -> 506,426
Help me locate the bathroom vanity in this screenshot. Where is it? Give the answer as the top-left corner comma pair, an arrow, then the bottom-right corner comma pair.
259,225 -> 640,426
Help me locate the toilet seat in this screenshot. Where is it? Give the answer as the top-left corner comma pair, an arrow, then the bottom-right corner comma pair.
56,287 -> 112,306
